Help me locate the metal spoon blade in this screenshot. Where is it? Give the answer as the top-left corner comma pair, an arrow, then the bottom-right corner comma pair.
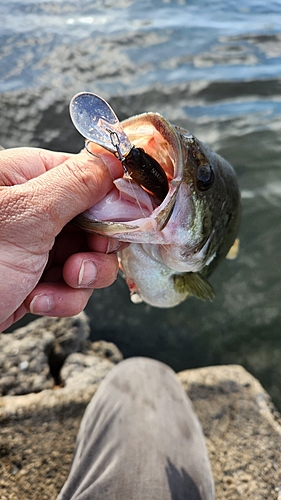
69,92 -> 131,156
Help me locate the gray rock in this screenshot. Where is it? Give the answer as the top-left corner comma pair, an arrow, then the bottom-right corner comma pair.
0,329 -> 54,395
45,312 -> 90,360
0,312 -> 91,395
90,340 -> 123,364
61,352 -> 117,389
44,312 -> 91,383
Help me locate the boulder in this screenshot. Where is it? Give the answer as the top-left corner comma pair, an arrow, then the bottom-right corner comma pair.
0,312 -> 93,395
0,327 -> 54,396
61,352 -> 118,389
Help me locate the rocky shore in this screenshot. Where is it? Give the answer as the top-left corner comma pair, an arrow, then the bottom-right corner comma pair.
1,314 -> 281,499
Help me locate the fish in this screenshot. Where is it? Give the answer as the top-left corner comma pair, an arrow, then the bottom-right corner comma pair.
75,111 -> 241,308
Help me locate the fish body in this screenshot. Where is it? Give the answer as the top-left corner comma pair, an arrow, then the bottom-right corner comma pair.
76,112 -> 241,307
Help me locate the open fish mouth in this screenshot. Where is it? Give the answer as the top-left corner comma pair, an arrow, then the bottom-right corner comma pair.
76,112 -> 186,241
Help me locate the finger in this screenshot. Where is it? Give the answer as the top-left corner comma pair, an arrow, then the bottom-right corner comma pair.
25,283 -> 93,317
13,150 -> 123,236
86,233 -> 129,253
0,147 -> 73,184
0,304 -> 28,333
45,224 -> 88,267
63,252 -> 119,289
0,145 -> 120,184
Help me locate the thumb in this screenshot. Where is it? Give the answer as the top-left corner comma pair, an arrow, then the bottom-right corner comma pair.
17,150 -> 122,235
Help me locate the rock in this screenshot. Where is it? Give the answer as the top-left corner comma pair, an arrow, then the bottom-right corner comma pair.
0,312 -> 101,395
45,312 -> 90,359
178,365 -> 281,499
61,352 -> 119,389
44,312 -> 91,382
0,328 -> 54,396
90,340 -> 123,364
0,362 -> 281,499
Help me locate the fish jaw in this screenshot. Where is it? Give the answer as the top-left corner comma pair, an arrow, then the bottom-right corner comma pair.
78,176 -> 214,273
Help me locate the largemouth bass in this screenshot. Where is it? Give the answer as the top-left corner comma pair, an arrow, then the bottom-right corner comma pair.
74,108 -> 241,308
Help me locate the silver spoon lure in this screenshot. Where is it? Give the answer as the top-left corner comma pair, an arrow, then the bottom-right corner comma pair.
69,92 -> 169,201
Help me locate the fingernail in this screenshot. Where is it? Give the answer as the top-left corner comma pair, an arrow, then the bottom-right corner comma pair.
78,259 -> 98,286
106,240 -> 122,254
29,295 -> 53,314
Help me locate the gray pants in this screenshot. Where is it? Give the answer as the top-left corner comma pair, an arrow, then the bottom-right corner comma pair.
57,357 -> 215,500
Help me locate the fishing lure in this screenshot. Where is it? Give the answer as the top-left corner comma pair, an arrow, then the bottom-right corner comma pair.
70,92 -> 169,201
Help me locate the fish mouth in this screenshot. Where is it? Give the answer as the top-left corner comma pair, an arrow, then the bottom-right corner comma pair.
75,112 -> 185,239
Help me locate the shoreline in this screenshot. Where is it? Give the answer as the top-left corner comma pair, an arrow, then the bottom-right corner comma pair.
1,314 -> 281,499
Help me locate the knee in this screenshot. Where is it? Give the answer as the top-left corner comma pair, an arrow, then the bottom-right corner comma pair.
112,356 -> 175,380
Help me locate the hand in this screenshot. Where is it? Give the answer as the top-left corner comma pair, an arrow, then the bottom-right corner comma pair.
0,146 -> 124,332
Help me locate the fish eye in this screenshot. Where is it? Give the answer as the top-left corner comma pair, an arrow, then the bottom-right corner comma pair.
197,164 -> 214,191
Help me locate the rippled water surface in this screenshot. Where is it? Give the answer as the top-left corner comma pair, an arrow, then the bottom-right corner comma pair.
1,0 -> 281,407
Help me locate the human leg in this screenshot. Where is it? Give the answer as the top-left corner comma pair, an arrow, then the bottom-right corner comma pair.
57,357 -> 215,500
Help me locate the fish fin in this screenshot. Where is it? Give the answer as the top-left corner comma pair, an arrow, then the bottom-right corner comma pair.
173,272 -> 215,301
226,238 -> 240,260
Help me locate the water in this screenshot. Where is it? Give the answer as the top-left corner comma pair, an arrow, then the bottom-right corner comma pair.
1,0 -> 281,408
